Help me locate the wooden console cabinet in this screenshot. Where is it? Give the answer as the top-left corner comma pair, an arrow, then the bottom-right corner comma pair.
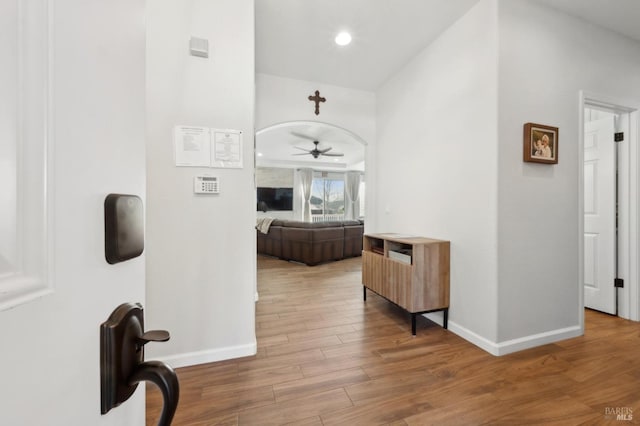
362,233 -> 450,335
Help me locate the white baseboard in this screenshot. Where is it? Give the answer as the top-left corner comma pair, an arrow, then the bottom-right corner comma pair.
445,320 -> 501,355
423,311 -> 445,327
493,325 -> 582,356
156,341 -> 257,369
158,320 -> 581,368
425,313 -> 582,356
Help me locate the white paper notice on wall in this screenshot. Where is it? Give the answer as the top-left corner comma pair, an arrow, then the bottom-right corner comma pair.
211,129 -> 243,168
174,126 -> 211,167
173,126 -> 243,168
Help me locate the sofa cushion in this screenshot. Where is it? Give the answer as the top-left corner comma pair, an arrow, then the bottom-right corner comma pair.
342,220 -> 361,226
343,224 -> 363,258
281,220 -> 343,229
281,226 -> 344,265
257,219 -> 364,265
256,223 -> 282,258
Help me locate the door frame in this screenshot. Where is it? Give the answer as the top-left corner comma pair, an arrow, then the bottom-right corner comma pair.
579,91 -> 640,328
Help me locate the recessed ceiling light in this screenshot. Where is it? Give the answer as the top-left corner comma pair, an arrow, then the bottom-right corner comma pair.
335,31 -> 352,46
257,152 -> 263,157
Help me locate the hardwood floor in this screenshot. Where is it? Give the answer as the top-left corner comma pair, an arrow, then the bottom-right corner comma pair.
147,255 -> 640,425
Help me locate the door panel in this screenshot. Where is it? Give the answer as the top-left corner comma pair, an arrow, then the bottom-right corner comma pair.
584,116 -> 616,314
583,233 -> 597,289
0,0 -> 147,424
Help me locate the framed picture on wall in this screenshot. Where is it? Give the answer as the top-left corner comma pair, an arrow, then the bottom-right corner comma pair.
523,123 -> 558,164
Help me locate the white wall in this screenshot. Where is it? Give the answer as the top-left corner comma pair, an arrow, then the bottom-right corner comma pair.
496,0 -> 640,342
146,0 -> 256,366
256,73 -> 376,142
0,0 -> 147,424
256,210 -> 294,220
256,73 -> 377,228
256,167 -> 295,220
256,167 -> 294,187
375,0 -> 499,344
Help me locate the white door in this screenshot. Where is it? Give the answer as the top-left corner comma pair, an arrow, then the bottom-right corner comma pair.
583,115 -> 616,314
0,0 -> 147,425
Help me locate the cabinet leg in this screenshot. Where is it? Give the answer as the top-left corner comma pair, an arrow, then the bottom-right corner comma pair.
363,286 -> 366,301
411,313 -> 416,336
443,308 -> 448,329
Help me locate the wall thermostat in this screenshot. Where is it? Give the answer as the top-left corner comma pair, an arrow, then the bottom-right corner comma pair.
194,175 -> 219,194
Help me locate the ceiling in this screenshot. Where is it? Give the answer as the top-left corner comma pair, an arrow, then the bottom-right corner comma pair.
256,0 -> 640,92
255,0 -> 480,91
534,0 -> 640,44
255,1 -> 640,169
256,122 -> 365,171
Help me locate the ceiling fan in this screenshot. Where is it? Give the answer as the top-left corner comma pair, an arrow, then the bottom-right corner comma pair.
291,131 -> 344,159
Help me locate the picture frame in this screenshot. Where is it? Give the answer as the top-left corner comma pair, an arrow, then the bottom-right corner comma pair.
523,123 -> 558,164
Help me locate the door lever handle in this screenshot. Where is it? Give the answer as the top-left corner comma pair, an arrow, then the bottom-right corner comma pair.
130,361 -> 179,426
101,303 -> 180,425
137,330 -> 170,346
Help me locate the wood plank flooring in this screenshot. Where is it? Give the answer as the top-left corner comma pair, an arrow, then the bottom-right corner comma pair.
147,255 -> 640,425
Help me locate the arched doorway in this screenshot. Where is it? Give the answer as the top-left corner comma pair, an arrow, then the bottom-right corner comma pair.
254,120 -> 368,300
255,121 -> 367,222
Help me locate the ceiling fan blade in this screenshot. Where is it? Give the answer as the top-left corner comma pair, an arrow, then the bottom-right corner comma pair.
293,146 -> 312,152
321,152 -> 344,157
290,131 -> 317,141
318,147 -> 332,153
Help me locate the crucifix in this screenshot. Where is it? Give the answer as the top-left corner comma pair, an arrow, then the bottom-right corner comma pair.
308,90 -> 326,115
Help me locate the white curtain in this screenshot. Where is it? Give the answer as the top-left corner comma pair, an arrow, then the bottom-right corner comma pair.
298,168 -> 313,222
344,171 -> 361,220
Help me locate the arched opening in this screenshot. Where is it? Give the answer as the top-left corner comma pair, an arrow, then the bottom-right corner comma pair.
255,120 -> 367,223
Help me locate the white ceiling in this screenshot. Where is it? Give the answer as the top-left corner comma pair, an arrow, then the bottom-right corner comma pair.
534,0 -> 640,43
255,0 -> 480,91
256,121 -> 365,171
256,0 -> 640,92
255,0 -> 640,169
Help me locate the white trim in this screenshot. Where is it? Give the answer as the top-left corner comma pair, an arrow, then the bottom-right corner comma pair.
255,120 -> 368,147
579,91 -> 640,322
156,342 -> 257,369
630,109 -> 639,321
423,311 -> 445,327
578,92 -> 586,331
447,319 -> 582,356
617,112 -> 631,318
494,326 -> 582,356
446,320 -> 501,356
0,0 -> 54,312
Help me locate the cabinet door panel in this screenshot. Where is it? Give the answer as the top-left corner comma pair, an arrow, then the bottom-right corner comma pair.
362,251 -> 384,294
385,258 -> 412,309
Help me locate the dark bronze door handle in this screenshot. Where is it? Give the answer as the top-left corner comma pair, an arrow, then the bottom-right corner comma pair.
129,361 -> 179,425
100,302 -> 180,425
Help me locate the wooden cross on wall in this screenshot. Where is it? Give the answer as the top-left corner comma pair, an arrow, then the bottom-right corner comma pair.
308,90 -> 326,115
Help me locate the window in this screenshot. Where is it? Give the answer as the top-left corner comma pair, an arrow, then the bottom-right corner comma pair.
305,171 -> 365,222
310,175 -> 345,222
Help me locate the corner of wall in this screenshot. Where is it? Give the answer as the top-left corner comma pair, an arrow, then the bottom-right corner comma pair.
446,319 -> 582,356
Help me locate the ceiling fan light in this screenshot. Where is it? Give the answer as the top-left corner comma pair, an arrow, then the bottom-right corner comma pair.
335,31 -> 352,46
